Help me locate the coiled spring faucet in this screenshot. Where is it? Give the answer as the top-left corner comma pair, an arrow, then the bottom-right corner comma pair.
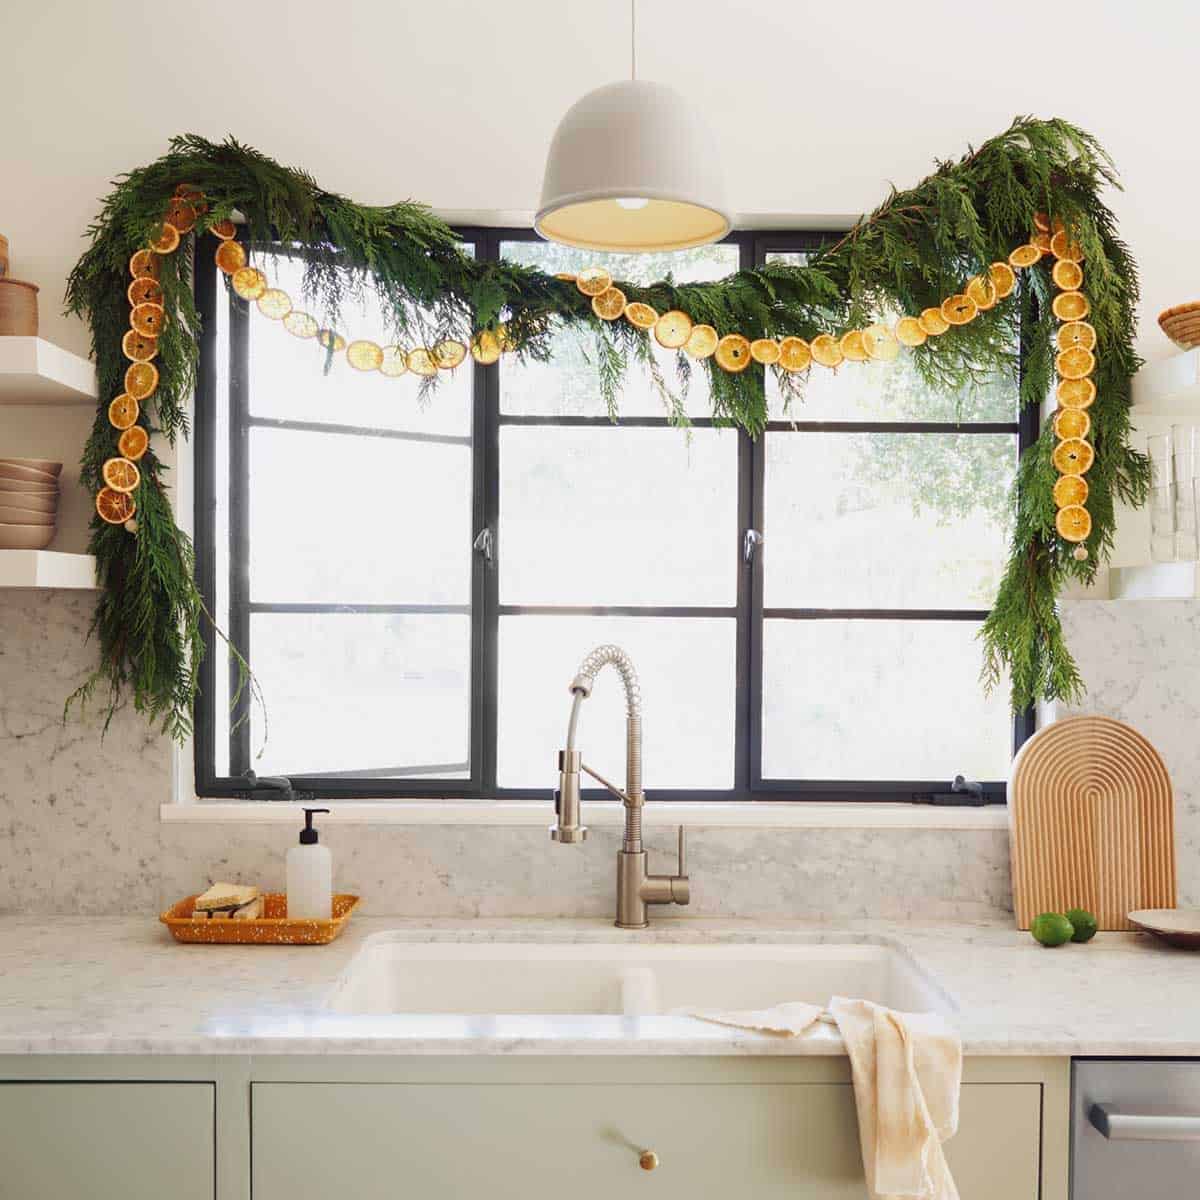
551,645 -> 689,929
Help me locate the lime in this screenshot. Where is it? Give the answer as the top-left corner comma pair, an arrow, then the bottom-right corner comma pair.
1066,908 -> 1098,943
1031,912 -> 1074,947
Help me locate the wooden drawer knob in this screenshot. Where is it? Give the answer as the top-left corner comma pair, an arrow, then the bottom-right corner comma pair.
639,1150 -> 659,1171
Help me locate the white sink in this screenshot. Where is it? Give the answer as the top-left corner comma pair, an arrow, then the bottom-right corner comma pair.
327,939 -> 954,1018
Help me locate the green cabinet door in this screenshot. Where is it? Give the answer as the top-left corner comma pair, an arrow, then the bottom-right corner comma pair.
0,1082 -> 214,1200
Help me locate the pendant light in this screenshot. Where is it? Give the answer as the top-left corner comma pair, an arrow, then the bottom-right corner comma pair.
535,0 -> 730,253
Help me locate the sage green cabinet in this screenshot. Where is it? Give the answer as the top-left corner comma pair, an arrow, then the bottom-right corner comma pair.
251,1080 -> 1041,1200
0,1082 -> 214,1200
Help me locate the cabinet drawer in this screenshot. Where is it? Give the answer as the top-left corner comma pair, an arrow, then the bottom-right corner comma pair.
252,1080 -> 1039,1200
0,1082 -> 214,1200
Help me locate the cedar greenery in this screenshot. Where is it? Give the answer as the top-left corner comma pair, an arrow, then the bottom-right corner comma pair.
65,116 -> 1147,740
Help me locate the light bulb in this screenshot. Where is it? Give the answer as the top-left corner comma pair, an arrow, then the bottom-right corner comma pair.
615,197 -> 650,210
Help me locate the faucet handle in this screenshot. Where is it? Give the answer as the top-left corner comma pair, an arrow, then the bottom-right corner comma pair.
677,825 -> 687,877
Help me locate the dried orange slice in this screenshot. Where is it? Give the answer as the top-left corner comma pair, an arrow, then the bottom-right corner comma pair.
1054,408 -> 1091,441
122,329 -> 157,362
1050,230 -> 1084,262
750,338 -> 781,365
345,340 -> 384,371
862,323 -> 900,361
127,277 -> 163,307
1056,504 -> 1092,542
1056,347 -> 1095,380
215,240 -> 246,275
380,345 -> 410,376
102,456 -> 141,493
470,331 -> 501,365
778,336 -> 811,371
1033,211 -> 1051,233
941,294 -> 978,326
130,302 -> 166,337
591,286 -> 627,321
1052,259 -> 1084,291
810,333 -> 844,368
1053,473 -> 1089,509
1008,244 -> 1042,270
918,307 -> 950,336
1031,231 -> 1053,256
129,249 -> 160,280
989,261 -> 1017,298
654,310 -> 693,350
1052,437 -> 1095,475
108,393 -> 139,430
624,302 -> 659,330
117,425 -> 149,461
840,330 -> 868,362
96,487 -> 135,525
966,275 -> 998,311
163,198 -> 196,235
316,330 -> 346,353
149,222 -> 180,254
1057,377 -> 1097,409
256,288 -> 292,320
683,323 -> 718,358
714,334 -> 752,373
124,361 -> 158,401
232,267 -> 268,301
406,347 -> 438,377
433,339 -> 468,369
209,218 -> 237,241
1052,291 -> 1090,321
894,316 -> 927,347
1057,321 -> 1096,353
283,310 -> 318,339
575,267 -> 612,297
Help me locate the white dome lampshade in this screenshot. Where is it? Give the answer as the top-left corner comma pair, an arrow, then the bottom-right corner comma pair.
535,79 -> 731,253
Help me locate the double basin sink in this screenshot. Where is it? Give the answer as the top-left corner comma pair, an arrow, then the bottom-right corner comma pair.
327,938 -> 955,1019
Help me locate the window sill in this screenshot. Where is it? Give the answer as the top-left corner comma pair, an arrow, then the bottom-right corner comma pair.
163,799 -> 1008,831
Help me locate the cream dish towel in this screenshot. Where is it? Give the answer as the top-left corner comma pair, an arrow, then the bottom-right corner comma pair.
685,997 -> 961,1200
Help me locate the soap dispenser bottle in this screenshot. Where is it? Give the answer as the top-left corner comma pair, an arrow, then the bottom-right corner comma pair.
286,808 -> 332,919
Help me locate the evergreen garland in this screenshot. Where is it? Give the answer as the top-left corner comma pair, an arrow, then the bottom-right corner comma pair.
64,116 -> 1147,740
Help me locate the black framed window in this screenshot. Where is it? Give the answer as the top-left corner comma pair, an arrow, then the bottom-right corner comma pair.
194,229 -> 1033,801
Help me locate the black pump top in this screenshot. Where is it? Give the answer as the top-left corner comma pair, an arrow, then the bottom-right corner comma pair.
299,808 -> 330,845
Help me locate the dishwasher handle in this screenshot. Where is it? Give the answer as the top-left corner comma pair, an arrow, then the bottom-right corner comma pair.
1089,1102 -> 1200,1142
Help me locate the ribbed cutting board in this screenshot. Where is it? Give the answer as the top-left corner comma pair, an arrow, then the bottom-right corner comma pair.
1009,715 -> 1176,930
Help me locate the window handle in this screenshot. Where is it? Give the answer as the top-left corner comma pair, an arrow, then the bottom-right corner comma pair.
743,528 -> 763,566
473,527 -> 495,567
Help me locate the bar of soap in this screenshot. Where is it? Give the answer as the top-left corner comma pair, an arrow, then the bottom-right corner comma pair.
194,881 -> 259,912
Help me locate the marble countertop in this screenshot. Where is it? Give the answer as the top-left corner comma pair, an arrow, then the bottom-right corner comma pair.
1,915 -> 1197,1057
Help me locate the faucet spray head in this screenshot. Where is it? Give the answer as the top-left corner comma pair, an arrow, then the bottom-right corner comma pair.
551,749 -> 588,843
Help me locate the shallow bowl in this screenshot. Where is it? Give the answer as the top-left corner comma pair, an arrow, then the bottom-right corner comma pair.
0,463 -> 58,484
0,488 -> 56,513
0,476 -> 58,495
0,504 -> 54,526
0,522 -> 55,550
0,457 -> 62,477
1128,909 -> 1200,949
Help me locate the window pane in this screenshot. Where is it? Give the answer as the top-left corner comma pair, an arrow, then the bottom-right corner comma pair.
761,619 -> 1011,781
500,240 -> 739,418
245,614 -> 470,778
500,426 -> 737,607
248,426 -> 471,605
247,253 -> 472,436
764,432 -> 1015,609
763,251 -> 1017,423
498,616 -> 736,789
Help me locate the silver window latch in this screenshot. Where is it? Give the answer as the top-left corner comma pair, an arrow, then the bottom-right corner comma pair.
743,528 -> 763,566
473,527 -> 495,567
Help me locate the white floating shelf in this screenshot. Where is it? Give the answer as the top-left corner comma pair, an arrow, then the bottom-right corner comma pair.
0,336 -> 97,406
1132,347 -> 1200,413
0,550 -> 98,589
1108,562 -> 1199,600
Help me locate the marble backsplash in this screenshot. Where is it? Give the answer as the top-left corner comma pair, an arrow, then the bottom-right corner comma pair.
3,590 -> 1196,916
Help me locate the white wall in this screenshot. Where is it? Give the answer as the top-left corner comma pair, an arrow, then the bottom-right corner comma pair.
4,0 -> 1198,364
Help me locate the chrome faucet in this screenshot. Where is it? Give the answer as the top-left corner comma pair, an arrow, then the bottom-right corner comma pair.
550,645 -> 689,929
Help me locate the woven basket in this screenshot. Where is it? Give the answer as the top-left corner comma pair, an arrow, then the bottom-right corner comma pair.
1159,301 -> 1200,349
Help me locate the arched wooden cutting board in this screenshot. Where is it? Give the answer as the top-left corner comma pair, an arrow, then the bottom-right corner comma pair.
1008,715 -> 1176,930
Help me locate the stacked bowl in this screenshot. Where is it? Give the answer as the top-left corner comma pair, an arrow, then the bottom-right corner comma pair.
0,458 -> 61,549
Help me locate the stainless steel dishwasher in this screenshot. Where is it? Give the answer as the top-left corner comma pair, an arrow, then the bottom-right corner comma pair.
1073,1060 -> 1200,1197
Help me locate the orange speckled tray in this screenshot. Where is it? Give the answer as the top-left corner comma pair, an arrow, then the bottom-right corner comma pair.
159,893 -> 359,944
